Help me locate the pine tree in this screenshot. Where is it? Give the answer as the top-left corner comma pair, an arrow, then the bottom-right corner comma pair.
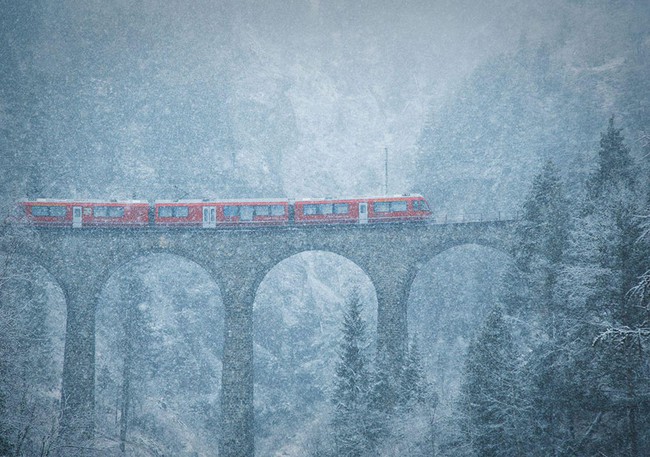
502,160 -> 570,319
331,287 -> 373,457
557,117 -> 649,456
498,161 -> 575,455
363,348 -> 395,453
399,335 -> 429,409
459,306 -> 527,457
588,115 -> 635,199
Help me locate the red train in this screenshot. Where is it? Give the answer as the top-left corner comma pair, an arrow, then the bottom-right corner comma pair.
15,195 -> 431,228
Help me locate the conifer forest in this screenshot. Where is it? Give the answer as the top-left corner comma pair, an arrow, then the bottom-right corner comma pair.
1,1 -> 649,456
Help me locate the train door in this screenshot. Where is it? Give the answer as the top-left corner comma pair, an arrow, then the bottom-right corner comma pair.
73,206 -> 82,228
358,202 -> 368,224
202,206 -> 216,228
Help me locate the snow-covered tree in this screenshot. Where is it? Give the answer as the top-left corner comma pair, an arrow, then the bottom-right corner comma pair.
399,335 -> 429,410
459,305 -> 528,457
331,287 -> 373,457
501,160 -> 571,326
588,116 -> 636,199
554,117 -> 649,456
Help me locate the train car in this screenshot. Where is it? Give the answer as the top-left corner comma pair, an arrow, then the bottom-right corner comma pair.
154,199 -> 290,228
293,194 -> 431,225
293,198 -> 359,225
366,194 -> 431,223
19,199 -> 149,228
14,194 -> 430,229
154,200 -> 204,227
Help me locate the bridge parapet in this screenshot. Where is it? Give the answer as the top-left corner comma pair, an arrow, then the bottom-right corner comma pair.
429,212 -> 520,224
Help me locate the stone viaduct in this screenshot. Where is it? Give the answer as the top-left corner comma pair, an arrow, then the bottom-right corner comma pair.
1,220 -> 515,456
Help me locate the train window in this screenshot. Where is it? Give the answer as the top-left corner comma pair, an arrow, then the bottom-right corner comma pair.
31,206 -> 47,217
304,204 -> 318,215
224,206 -> 239,217
391,201 -> 407,212
94,206 -> 125,218
32,206 -> 66,217
255,206 -> 270,216
50,206 -> 67,217
271,205 -> 285,216
320,204 -> 333,215
373,202 -> 390,213
159,206 -> 189,218
108,207 -> 124,217
31,206 -> 50,217
240,206 -> 254,221
333,203 -> 349,214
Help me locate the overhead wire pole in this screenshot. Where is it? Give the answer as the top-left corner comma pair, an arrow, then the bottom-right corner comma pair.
385,147 -> 388,195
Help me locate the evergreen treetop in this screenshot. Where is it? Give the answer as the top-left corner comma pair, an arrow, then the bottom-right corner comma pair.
331,287 -> 373,457
399,335 -> 429,410
519,160 -> 570,270
333,287 -> 369,408
588,115 -> 635,199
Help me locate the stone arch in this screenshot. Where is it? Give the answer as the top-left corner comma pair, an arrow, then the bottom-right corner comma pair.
415,234 -> 514,266
252,249 -> 378,456
94,251 -> 225,455
408,243 -> 517,406
99,247 -> 222,295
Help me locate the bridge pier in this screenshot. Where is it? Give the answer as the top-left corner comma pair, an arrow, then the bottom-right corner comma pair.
367,260 -> 418,378
57,275 -> 101,456
218,259 -> 261,457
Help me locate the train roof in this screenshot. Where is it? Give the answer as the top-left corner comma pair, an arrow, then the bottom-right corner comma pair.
21,198 -> 148,204
154,198 -> 290,204
293,194 -> 424,202
19,194 -> 425,204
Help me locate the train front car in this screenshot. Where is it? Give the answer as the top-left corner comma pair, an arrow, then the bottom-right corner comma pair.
367,194 -> 432,223
19,200 -> 149,228
407,194 -> 432,222
292,194 -> 432,225
19,200 -> 71,227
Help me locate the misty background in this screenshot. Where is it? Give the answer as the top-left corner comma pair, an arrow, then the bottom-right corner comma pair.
1,0 -> 649,455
